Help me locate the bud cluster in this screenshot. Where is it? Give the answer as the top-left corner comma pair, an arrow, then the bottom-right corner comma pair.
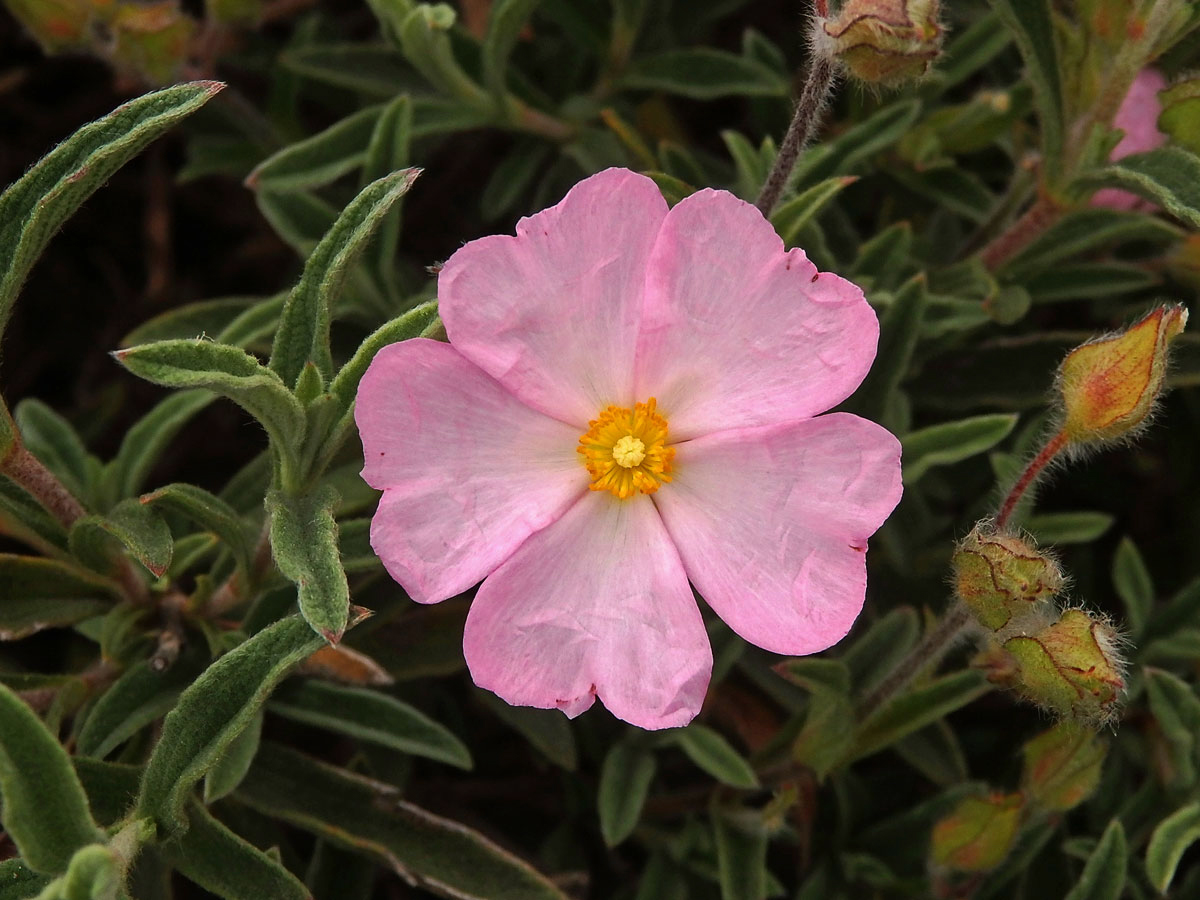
815,0 -> 943,87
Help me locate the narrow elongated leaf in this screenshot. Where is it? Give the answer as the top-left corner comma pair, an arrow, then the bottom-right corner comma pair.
73,758 -> 141,827
106,390 -> 212,500
281,43 -> 420,96
840,607 -> 920,693
0,554 -> 120,601
620,49 -> 786,99
1113,537 -> 1154,637
120,297 -> 259,347
850,670 -> 991,762
13,400 -> 90,500
240,742 -> 570,900
902,414 -> 1018,484
0,684 -> 104,874
76,659 -> 200,760
673,725 -> 758,789
203,709 -> 263,803
1001,209 -> 1180,278
247,105 -> 383,192
269,679 -> 471,768
141,483 -> 252,574
1144,669 -> 1200,791
269,168 -> 422,388
0,597 -> 108,641
990,0 -> 1063,172
1026,263 -> 1158,304
1026,511 -> 1114,544
770,177 -> 856,247
136,616 -> 325,834
1146,803 -> 1200,893
483,0 -> 542,94
329,301 -> 439,411
599,739 -> 657,846
266,487 -> 349,643
851,275 -> 927,422
0,82 -> 222,334
1078,147 -> 1200,229
70,498 -> 172,577
361,95 -> 415,301
795,99 -> 922,185
478,692 -> 577,770
1064,819 -> 1126,900
161,801 -> 310,900
113,340 -> 306,454
713,810 -> 768,900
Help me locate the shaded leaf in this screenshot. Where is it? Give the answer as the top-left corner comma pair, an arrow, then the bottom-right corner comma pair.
1063,819 -> 1126,900
673,724 -> 758,789
598,738 -> 657,846
1146,803 -> 1200,894
902,414 -> 1018,484
620,49 -> 786,99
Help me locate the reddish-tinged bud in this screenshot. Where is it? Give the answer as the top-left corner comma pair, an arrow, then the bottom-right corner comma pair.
5,0 -> 110,52
106,1 -> 195,86
952,527 -> 1063,631
818,0 -> 942,86
1058,304 -> 1187,445
930,792 -> 1023,872
1020,724 -> 1106,812
1001,610 -> 1126,723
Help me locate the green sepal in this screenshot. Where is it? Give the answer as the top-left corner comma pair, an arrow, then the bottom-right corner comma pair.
266,487 -> 349,643
269,168 -> 423,390
268,679 -> 471,768
0,683 -> 105,874
598,736 -> 656,846
135,616 -> 326,835
69,499 -> 172,578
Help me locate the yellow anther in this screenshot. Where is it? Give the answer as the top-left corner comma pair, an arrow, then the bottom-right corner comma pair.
577,398 -> 675,499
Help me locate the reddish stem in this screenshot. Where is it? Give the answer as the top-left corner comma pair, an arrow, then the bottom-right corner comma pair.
979,195 -> 1063,271
995,430 -> 1068,530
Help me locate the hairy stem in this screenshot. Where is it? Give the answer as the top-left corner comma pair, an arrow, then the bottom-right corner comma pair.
1,442 -> 87,528
755,53 -> 837,217
856,601 -> 975,720
994,429 -> 1068,531
979,194 -> 1063,271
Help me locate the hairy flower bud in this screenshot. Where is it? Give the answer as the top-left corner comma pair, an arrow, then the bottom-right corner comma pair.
1020,723 -> 1106,812
819,0 -> 942,86
1000,610 -> 1126,723
930,791 -> 1023,872
952,527 -> 1063,630
4,0 -> 112,52
1058,304 -> 1188,445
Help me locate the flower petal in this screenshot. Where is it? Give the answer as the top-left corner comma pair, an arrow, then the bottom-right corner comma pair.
439,168 -> 669,426
357,339 -> 586,604
654,413 -> 902,655
635,189 -> 879,440
1093,68 -> 1167,211
464,493 -> 711,730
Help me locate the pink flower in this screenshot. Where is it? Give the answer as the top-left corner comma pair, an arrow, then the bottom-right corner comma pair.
355,168 -> 902,730
1092,68 -> 1168,211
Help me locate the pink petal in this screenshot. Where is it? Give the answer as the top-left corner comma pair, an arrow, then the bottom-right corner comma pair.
654,413 -> 902,655
1093,68 -> 1168,211
356,339 -> 586,604
634,189 -> 879,440
463,494 -> 711,730
439,168 -> 669,426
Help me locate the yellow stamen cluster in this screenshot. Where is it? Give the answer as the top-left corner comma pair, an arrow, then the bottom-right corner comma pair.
577,398 -> 675,499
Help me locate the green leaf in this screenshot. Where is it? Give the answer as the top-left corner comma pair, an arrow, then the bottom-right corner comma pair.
113,340 -> 307,459
281,43 -> 421,97
1026,511 -> 1114,545
1000,208 -> 1180,279
839,607 -> 920,693
106,390 -> 212,500
13,400 -> 91,501
329,301 -> 439,413
483,0 -> 542,95
782,658 -> 855,779
121,297 -> 258,347
266,487 -> 349,643
769,177 -> 856,247
0,82 -> 221,338
247,106 -> 383,193
161,801 -> 310,900
478,692 -> 577,770
136,616 -> 325,834
0,683 -> 104,874
673,724 -> 758,789
361,95 -> 415,301
924,10 -> 1011,95
0,554 -> 120,602
269,168 -> 422,389
203,709 -> 263,803
1144,577 -> 1200,646
76,659 -> 200,760
1077,147 -> 1200,229
598,738 -> 656,846
990,0 -> 1063,175
140,483 -> 253,576
620,49 -> 786,99
794,99 -> 922,186
850,669 -> 991,763
1146,803 -> 1200,894
901,414 -> 1018,484
0,597 -> 108,641
850,274 -> 928,423
1112,537 -> 1154,638
73,758 -> 141,828
70,498 -> 173,578
1063,819 -> 1126,900
397,5 -> 490,106
1025,263 -> 1158,304
712,809 -> 768,900
1144,669 -> 1200,792
269,679 -> 471,768
0,858 -> 51,899
240,742 -> 570,899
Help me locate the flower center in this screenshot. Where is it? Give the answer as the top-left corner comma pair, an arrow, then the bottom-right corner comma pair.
577,398 -> 675,500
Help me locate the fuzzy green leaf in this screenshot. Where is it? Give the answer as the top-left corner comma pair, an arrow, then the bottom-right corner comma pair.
280,43 -> 420,97
13,401 -> 90,501
1000,208 -> 1180,279
1144,669 -> 1200,792
269,168 -> 422,389
1063,819 -> 1126,900
1146,803 -> 1200,894
902,414 -> 1018,484
361,95 -> 415,301
76,659 -> 201,761
106,390 -> 212,501
620,49 -> 786,99
0,683 -> 104,874
70,498 -> 172,578
794,99 -> 922,186
989,0 -> 1063,174
850,670 -> 991,763
1026,263 -> 1158,304
770,177 -> 856,247
851,275 -> 927,423
247,106 -> 382,193
136,616 -> 325,834
141,483 -> 253,575
0,859 -> 51,899
598,738 -> 656,846
673,724 -> 758,789
483,0 -> 542,95
161,801 -> 310,900
0,554 -> 120,602
839,607 -> 920,693
1078,147 -> 1200,229
202,709 -> 263,804
1026,511 -> 1114,545
239,742 -> 569,899
269,679 -> 471,768
266,487 -> 349,643
1113,537 -> 1154,638
713,809 -> 768,900
0,597 -> 108,642
0,82 -> 221,338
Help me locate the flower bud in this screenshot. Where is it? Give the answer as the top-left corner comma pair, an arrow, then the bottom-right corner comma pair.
1020,723 -> 1106,812
952,527 -> 1063,630
105,2 -> 195,86
1001,610 -> 1126,723
1058,304 -> 1187,445
5,0 -> 112,53
930,791 -> 1023,872
819,0 -> 942,86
